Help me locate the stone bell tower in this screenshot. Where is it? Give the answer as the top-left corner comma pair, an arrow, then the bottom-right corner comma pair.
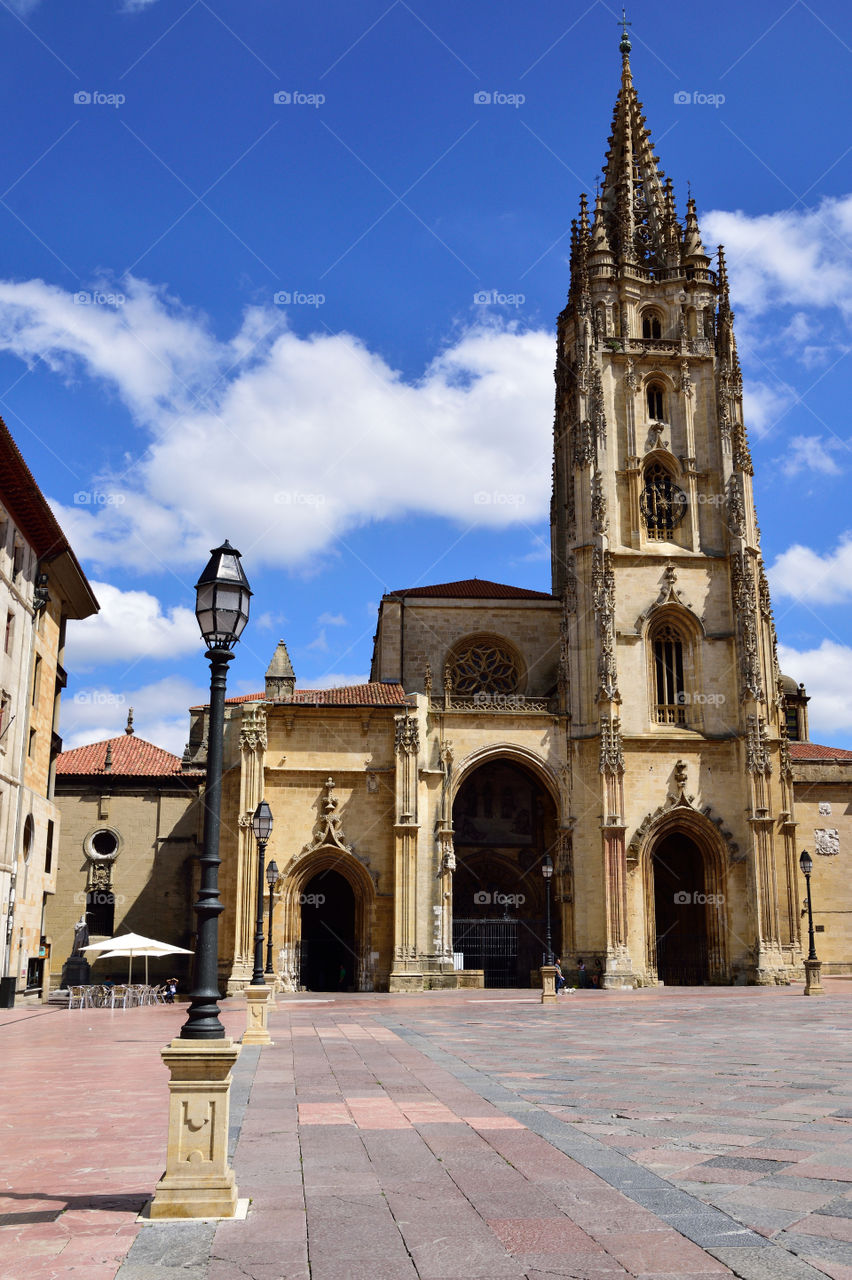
552,28 -> 800,985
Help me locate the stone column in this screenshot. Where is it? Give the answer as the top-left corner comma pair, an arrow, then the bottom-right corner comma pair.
389,712 -> 422,990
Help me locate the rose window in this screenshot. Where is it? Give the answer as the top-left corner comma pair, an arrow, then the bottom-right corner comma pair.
449,640 -> 520,695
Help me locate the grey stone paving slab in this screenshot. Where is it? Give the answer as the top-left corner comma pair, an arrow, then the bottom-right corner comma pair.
709,1245 -> 832,1279
120,1222 -> 217,1267
774,1230 -> 852,1264
814,1196 -> 852,1217
702,1156 -> 793,1172
762,1174 -> 852,1194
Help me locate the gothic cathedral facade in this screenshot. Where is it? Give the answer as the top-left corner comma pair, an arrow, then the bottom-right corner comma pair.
201,40 -> 807,993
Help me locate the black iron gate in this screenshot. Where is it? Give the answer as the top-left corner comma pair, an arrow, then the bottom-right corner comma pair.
453,918 -> 548,988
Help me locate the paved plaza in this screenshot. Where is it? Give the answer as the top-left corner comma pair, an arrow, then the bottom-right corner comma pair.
2,984 -> 852,1280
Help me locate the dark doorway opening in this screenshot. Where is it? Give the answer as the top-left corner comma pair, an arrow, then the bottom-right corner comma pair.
299,870 -> 356,991
652,833 -> 709,985
452,759 -> 559,987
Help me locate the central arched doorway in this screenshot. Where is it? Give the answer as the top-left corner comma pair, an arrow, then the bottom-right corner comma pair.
452,758 -> 560,987
652,832 -> 709,985
299,869 -> 356,991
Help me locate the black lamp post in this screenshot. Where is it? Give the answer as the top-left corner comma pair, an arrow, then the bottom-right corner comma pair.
800,850 -> 817,961
180,541 -> 251,1041
799,849 -> 825,996
250,801 -> 273,986
265,860 -> 279,975
542,854 -> 554,966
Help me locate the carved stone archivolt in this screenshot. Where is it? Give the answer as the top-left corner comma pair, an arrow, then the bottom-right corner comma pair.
627,782 -> 741,866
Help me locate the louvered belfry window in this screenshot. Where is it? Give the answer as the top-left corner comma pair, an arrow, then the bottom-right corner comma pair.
654,623 -> 686,725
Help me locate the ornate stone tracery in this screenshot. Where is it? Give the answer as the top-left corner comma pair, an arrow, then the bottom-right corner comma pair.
592,548 -> 619,701
599,715 -> 624,775
302,777 -> 353,856
446,638 -> 520,697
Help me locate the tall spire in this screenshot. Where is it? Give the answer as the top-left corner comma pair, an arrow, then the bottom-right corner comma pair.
599,38 -> 669,269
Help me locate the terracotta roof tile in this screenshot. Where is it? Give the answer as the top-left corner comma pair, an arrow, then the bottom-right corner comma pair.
789,742 -> 852,762
387,578 -> 554,601
192,682 -> 411,711
57,735 -> 200,777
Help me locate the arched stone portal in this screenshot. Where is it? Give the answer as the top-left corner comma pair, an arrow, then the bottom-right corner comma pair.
452,758 -> 560,987
644,820 -> 730,986
276,850 -> 374,992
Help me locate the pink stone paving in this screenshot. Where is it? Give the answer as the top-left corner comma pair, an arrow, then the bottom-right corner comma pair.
3,984 -> 852,1278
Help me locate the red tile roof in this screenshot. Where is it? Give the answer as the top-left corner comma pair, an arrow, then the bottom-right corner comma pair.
57,735 -> 201,778
387,579 -> 554,601
789,742 -> 852,762
192,683 -> 411,711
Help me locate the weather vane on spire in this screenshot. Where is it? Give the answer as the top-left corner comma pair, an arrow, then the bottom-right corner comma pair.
619,6 -> 632,55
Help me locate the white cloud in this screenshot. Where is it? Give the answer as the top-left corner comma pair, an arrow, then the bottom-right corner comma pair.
318,612 -> 347,627
61,675 -> 204,756
768,535 -> 852,605
741,380 -> 796,437
778,641 -> 852,740
0,278 -> 554,574
297,673 -> 369,690
703,195 -> 852,319
65,580 -> 200,668
779,435 -> 845,478
307,629 -> 329,653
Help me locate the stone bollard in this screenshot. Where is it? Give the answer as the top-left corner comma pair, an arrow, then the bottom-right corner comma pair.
540,964 -> 558,1004
242,985 -> 274,1044
803,958 -> 825,996
149,1038 -> 241,1219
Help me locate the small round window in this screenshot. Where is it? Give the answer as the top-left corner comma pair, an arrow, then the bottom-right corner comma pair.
84,827 -> 122,862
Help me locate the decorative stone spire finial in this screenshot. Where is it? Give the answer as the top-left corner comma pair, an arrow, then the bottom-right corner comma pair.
265,639 -> 296,702
104,742 -> 113,772
124,706 -> 134,735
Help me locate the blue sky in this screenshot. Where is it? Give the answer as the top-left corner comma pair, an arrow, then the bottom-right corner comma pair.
2,0 -> 852,750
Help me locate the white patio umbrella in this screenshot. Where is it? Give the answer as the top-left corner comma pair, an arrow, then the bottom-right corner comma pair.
84,932 -> 193,985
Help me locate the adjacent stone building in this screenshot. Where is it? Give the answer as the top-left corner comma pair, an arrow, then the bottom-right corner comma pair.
0,416 -> 98,994
46,719 -> 204,986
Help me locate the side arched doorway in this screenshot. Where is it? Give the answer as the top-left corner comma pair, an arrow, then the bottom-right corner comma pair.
452,758 -> 560,987
299,870 -> 356,991
277,852 -> 375,993
650,832 -> 710,985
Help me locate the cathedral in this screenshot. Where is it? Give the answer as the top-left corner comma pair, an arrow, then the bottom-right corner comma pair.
48,36 -> 852,994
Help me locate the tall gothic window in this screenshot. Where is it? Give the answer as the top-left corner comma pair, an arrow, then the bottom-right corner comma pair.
642,311 -> 663,340
646,382 -> 665,420
641,464 -> 685,540
653,624 -> 686,725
